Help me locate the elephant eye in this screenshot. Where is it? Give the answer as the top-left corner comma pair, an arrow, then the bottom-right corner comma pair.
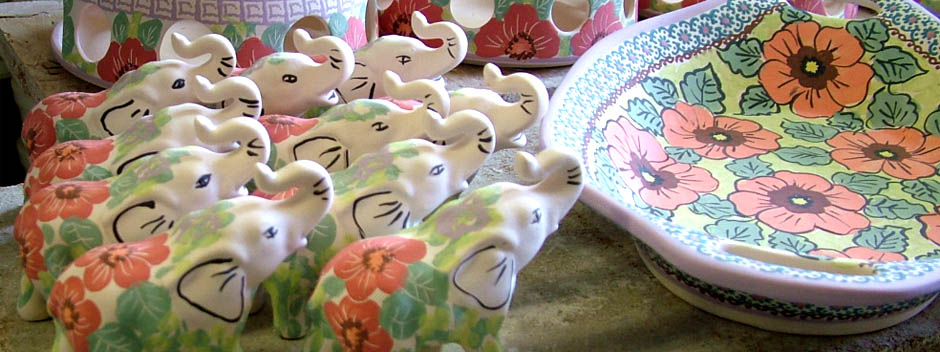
395,55 -> 412,65
371,122 -> 388,131
172,79 -> 185,89
195,174 -> 212,189
531,209 -> 542,224
263,226 -> 278,239
282,74 -> 298,83
429,164 -> 445,176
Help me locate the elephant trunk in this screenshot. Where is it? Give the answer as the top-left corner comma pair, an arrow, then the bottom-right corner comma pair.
382,71 -> 450,115
293,31 -> 355,97
514,148 -> 584,227
407,12 -> 468,80
253,161 -> 334,240
432,109 -> 496,188
482,63 -> 549,150
193,76 -> 263,122
171,33 -> 237,81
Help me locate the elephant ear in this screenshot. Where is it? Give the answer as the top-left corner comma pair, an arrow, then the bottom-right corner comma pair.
453,245 -> 515,311
292,136 -> 349,172
112,200 -> 175,243
177,258 -> 246,323
352,191 -> 414,239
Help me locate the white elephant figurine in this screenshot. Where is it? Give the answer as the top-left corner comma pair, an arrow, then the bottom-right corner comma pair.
24,75 -> 263,198
238,31 -> 354,116
303,148 -> 584,352
262,72 -> 447,173
259,109 -> 495,339
335,12 -> 467,103
21,33 -> 236,159
47,161 -> 333,352
13,116 -> 270,321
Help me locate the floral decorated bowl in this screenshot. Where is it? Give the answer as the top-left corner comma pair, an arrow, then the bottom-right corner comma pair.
53,0 -> 369,87
543,0 -> 940,334
376,0 -> 637,67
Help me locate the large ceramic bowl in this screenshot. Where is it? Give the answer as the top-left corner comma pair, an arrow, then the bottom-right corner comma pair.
543,0 -> 940,335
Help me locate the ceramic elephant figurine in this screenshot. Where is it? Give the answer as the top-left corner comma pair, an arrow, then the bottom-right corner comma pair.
21,33 -> 237,159
335,12 -> 467,103
13,116 -> 270,321
260,109 -> 495,339
262,72 -> 447,173
239,31 -> 354,116
24,75 -> 263,198
47,161 -> 333,352
303,148 -> 584,352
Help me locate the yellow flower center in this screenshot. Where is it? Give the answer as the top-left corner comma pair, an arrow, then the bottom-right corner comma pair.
789,196 -> 811,207
711,132 -> 730,142
877,150 -> 896,159
803,60 -> 821,74
641,171 -> 659,184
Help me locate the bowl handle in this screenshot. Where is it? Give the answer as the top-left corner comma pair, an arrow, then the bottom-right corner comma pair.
718,240 -> 877,276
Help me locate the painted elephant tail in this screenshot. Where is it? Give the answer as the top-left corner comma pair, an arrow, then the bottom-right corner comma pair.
194,115 -> 271,165
292,31 -> 355,93
410,11 -> 468,77
193,75 -> 263,121
171,33 -> 237,81
515,148 -> 584,214
253,161 -> 333,224
382,71 -> 450,115
482,63 -> 549,149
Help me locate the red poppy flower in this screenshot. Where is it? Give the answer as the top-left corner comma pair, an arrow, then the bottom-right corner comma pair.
344,16 -> 368,50
24,174 -> 52,199
333,236 -> 427,300
14,205 -> 47,280
47,276 -> 101,352
827,127 -> 940,180
323,296 -> 393,352
42,92 -> 107,120
758,21 -> 873,118
97,38 -> 158,83
73,233 -> 170,291
475,4 -> 561,60
33,139 -> 114,184
260,115 -> 320,143
379,0 -> 445,47
22,108 -> 58,159
237,37 -> 276,69
663,102 -> 781,159
728,171 -> 870,235
920,207 -> 940,246
605,117 -> 718,210
809,247 -> 906,262
32,181 -> 110,222
571,2 -> 624,56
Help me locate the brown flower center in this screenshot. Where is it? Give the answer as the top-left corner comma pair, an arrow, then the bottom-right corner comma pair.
864,143 -> 912,161
362,248 -> 393,273
340,320 -> 368,352
55,143 -> 86,162
787,47 -> 837,89
391,15 -> 413,36
54,184 -> 83,200
61,301 -> 78,330
695,127 -> 745,146
769,185 -> 831,214
24,129 -> 39,150
628,156 -> 678,190
100,246 -> 132,267
506,32 -> 537,60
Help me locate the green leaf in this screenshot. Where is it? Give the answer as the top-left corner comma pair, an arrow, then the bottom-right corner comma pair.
773,146 -> 832,166
222,24 -> 243,50
718,38 -> 763,77
431,0 -> 450,6
55,119 -> 91,142
44,244 -> 73,277
925,105 -> 940,136
624,98 -> 663,136
60,218 -> 102,251
534,0 -> 553,19
112,13 -> 129,43
81,165 -> 114,181
631,193 -> 674,221
306,214 -> 336,254
847,18 -> 889,52
404,262 -> 449,306
42,224 -> 54,244
64,0 -> 73,13
17,278 -> 34,309
704,220 -> 763,245
137,19 -> 162,50
768,232 -> 817,255
901,179 -> 940,204
380,291 -> 425,339
831,172 -> 891,195
117,282 -> 172,335
739,85 -> 779,116
871,46 -> 926,84
418,307 -> 451,342
828,112 -> 864,131
88,322 -> 142,352
640,77 -> 679,108
261,24 -> 289,52
680,63 -> 725,114
321,275 -> 345,298
916,249 -> 940,260
780,120 -> 839,142
494,0 -> 513,19
725,156 -> 773,178
867,87 -> 919,128
781,7 -> 811,23
689,194 -> 738,219
665,146 -> 701,164
63,16 -> 75,56
853,225 -> 909,253
328,13 -> 348,37
864,196 -> 928,219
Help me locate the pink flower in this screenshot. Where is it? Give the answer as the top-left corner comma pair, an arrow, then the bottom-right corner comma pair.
571,2 -> 623,56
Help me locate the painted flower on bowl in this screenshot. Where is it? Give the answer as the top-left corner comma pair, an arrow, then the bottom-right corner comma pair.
475,4 -> 561,61
827,127 -> 940,180
74,233 -> 170,291
571,1 -> 624,56
728,171 -> 869,235
758,21 -> 873,118
34,139 -> 114,182
920,207 -> 940,246
604,117 -> 718,210
332,236 -> 426,300
97,38 -> 158,83
33,181 -> 110,222
323,296 -> 393,352
344,17 -> 368,50
260,115 -> 319,143
47,276 -> 101,352
379,0 -> 444,47
809,247 -> 906,262
42,92 -> 107,119
662,102 -> 781,159
22,109 -> 57,159
237,37 -> 275,69
14,205 -> 46,280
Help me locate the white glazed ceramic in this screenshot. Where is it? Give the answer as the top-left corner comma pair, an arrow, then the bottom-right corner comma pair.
13,117 -> 270,321
46,161 -> 333,351
302,148 -> 584,351
23,75 -> 263,198
542,0 -> 940,334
